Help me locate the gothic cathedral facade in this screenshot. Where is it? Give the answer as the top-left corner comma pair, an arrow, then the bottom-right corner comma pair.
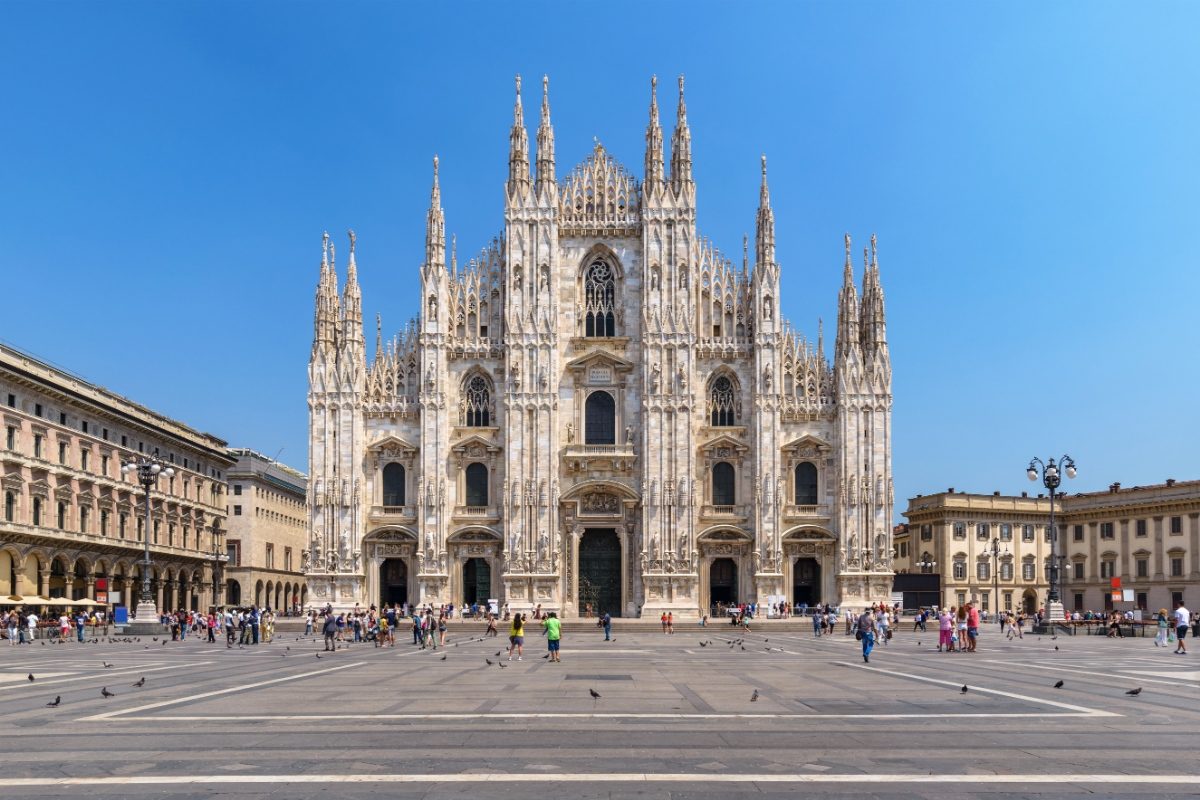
306,76 -> 894,617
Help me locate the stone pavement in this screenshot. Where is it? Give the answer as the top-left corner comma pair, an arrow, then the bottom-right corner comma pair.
1,622 -> 1198,798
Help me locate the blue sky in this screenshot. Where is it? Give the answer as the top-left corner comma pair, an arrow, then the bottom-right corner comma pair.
2,2 -> 1197,514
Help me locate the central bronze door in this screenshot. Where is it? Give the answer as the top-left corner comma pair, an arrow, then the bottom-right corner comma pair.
579,528 -> 621,617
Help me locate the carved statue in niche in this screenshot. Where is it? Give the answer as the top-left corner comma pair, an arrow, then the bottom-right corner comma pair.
625,425 -> 633,444
301,549 -> 311,571
862,476 -> 872,506
328,550 -> 338,572
538,530 -> 549,556
763,299 -> 772,320
511,361 -> 521,389
763,365 -> 773,391
566,423 -> 574,443
509,532 -> 519,553
651,362 -> 661,392
539,265 -> 549,291
428,295 -> 438,320
650,268 -> 660,291
513,266 -> 522,291
677,366 -> 687,390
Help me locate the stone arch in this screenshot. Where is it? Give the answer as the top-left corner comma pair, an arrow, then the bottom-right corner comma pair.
459,368 -> 495,427
706,369 -> 741,426
577,244 -> 624,337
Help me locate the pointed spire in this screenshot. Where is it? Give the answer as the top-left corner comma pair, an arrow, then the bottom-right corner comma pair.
818,317 -> 825,357
755,154 -> 776,267
375,312 -> 383,359
670,74 -> 693,193
451,234 -> 457,275
507,74 -> 530,197
314,231 -> 335,349
836,233 -> 860,361
535,75 -> 556,190
742,234 -> 749,274
861,233 -> 887,351
644,75 -> 665,189
425,155 -> 446,270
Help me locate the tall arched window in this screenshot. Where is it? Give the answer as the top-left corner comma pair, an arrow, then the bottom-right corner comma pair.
583,261 -> 616,337
794,462 -> 818,505
709,376 -> 736,426
4,491 -> 13,522
462,375 -> 492,426
32,497 -> 42,526
712,462 -> 735,506
382,463 -> 406,506
465,463 -> 489,507
57,502 -> 67,530
585,391 -> 616,445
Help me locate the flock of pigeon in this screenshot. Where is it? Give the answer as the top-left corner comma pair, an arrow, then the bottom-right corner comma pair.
28,666 -> 149,708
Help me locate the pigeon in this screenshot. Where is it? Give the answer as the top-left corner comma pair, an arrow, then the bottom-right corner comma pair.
1125,687 -> 1142,696
1054,646 -> 1059,651
132,677 -> 145,687
27,674 -> 34,683
1053,680 -> 1064,689
46,696 -> 61,707
495,651 -> 502,657
440,654 -> 447,661
917,642 -> 921,647
960,685 -> 968,694
101,687 -> 115,698
750,690 -> 759,702
589,688 -> 601,700
542,654 -> 550,659
152,637 -> 158,642
315,653 -> 322,659
103,662 -> 113,668
699,641 -> 707,647
162,640 -> 168,646
498,662 -> 508,669
485,658 -> 494,666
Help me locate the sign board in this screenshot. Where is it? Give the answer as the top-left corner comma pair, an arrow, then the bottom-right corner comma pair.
1122,589 -> 1135,602
488,599 -> 499,616
1110,591 -> 1122,602
114,606 -> 129,625
94,592 -> 108,604
1110,577 -> 1122,590
109,590 -> 121,606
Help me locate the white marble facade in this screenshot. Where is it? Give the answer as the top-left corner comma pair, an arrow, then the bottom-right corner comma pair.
306,76 -> 894,616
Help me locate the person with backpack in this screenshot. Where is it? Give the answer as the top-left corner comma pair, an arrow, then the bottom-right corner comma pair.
856,608 -> 877,663
599,611 -> 612,641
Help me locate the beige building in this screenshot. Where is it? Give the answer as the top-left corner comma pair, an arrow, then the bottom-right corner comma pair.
900,490 -> 1055,614
1,343 -> 232,612
223,448 -> 308,612
307,76 -> 896,616
1059,479 -> 1199,614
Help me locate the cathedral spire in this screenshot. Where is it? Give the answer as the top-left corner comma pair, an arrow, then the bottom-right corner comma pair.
860,233 -> 888,352
535,75 -> 556,191
375,312 -> 382,361
835,233 -> 860,361
507,74 -> 530,198
755,154 -> 775,267
342,230 -> 362,344
313,231 -> 337,349
425,155 -> 446,270
644,75 -> 665,190
670,74 -> 693,193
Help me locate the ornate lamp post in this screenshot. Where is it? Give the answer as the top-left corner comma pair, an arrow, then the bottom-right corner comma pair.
915,554 -> 937,574
121,455 -> 174,622
1027,455 -> 1077,621
988,536 -> 1009,623
210,526 -> 227,611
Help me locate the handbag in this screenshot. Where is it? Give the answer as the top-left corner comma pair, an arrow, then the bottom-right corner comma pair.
855,630 -> 863,641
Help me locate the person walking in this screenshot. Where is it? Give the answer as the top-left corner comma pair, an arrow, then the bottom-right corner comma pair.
812,609 -> 822,637
304,611 -> 314,637
1154,608 -> 1169,647
857,608 -> 877,663
877,607 -> 890,646
600,611 -> 612,641
6,610 -> 18,645
543,611 -> 562,662
1173,602 -> 1190,655
321,612 -> 337,651
937,608 -> 954,652
966,603 -> 980,652
508,613 -> 525,661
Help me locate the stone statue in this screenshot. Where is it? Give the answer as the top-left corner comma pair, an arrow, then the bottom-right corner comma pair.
566,423 -> 575,443
300,549 -> 311,571
328,550 -> 338,572
677,365 -> 687,390
624,425 -> 633,444
651,362 -> 661,392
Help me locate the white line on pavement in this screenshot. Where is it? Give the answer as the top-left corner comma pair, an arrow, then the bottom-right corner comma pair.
1,773 -> 1195,786
75,661 -> 366,722
979,660 -> 1185,688
4,662 -> 211,690
103,711 -> 1098,722
838,661 -> 1119,717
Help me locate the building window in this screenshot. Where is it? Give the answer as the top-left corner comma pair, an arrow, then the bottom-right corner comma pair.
137,517 -> 143,542
920,524 -> 932,541
233,484 -> 242,496
58,441 -> 68,465
121,435 -> 127,447
382,463 -> 406,506
465,463 -> 489,507
98,509 -> 108,536
999,523 -> 1012,541
712,462 -> 736,506
1172,590 -> 1184,608
3,491 -> 13,522
708,376 -> 737,426
1074,593 -> 1084,612
583,260 -> 616,337
1022,562 -> 1035,581
57,502 -> 67,529
284,547 -> 293,572
981,591 -> 990,612
1136,591 -> 1148,610
233,505 -> 242,516
1003,591 -> 1013,611
1000,561 -> 1013,580
462,375 -> 493,427
101,455 -> 109,476
957,592 -> 967,607
1073,525 -> 1084,542
1136,519 -> 1147,537
584,391 -> 616,445
59,411 -> 67,425
794,462 -> 818,506
976,523 -> 990,541
1171,557 -> 1184,577
168,523 -> 175,546
1136,558 -> 1148,578
80,449 -> 89,471
977,561 -> 990,580
899,542 -> 909,558
1100,561 -> 1114,579
1072,562 -> 1084,580
265,544 -> 275,570
102,428 -> 108,441
34,403 -> 43,417
1021,524 -> 1034,542
32,497 -> 42,525
119,513 -> 127,539
953,523 -> 966,540
5,394 -> 14,408
4,426 -> 14,450
227,540 -> 241,567
1170,516 -> 1182,534
1045,525 -> 1054,543
79,506 -> 89,532
1100,522 -> 1114,539
153,520 -> 160,544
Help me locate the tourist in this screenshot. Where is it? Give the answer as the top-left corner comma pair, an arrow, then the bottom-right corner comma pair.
856,608 -> 876,663
661,612 -> 668,634
877,606 -> 890,646
966,603 -> 980,652
543,611 -> 562,662
956,606 -> 968,652
1173,601 -> 1190,655
486,613 -> 498,637
938,607 -> 953,652
6,610 -> 18,645
438,612 -> 448,647
600,611 -> 612,641
206,611 -> 217,643
321,611 -> 337,651
508,612 -> 525,661
1154,608 -> 1170,647
812,610 -> 822,637
666,611 -> 674,634
304,610 -> 314,637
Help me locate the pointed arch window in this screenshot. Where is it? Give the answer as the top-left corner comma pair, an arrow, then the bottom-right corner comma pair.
382,463 -> 406,507
794,462 -> 818,505
709,376 -> 737,426
583,260 -> 616,337
585,391 -> 616,445
465,463 -> 489,507
712,462 -> 735,506
462,375 -> 492,427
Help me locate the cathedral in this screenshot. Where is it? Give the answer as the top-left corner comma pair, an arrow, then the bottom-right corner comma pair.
306,76 -> 894,617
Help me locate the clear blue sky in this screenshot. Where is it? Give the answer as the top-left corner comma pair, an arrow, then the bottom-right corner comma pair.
2,2 -> 1197,515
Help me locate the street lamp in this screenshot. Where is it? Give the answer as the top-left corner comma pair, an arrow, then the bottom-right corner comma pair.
915,554 -> 937,574
1027,455 -> 1077,620
121,455 -> 174,621
988,536 -> 1009,623
210,527 -> 226,611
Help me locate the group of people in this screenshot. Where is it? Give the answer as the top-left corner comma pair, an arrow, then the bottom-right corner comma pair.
4,607 -> 108,643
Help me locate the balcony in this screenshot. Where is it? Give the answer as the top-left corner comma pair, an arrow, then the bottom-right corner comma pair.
368,505 -> 417,524
783,503 -> 830,521
562,442 -> 636,476
452,505 -> 499,523
701,504 -> 748,522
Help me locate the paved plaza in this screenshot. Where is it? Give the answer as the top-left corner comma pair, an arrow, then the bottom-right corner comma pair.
1,622 -> 1198,798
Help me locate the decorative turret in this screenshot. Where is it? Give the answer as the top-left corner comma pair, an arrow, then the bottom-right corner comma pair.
859,234 -> 888,355
507,75 -> 530,200
670,75 -> 693,195
755,155 -> 775,267
313,231 -> 337,352
535,75 -> 556,193
342,229 -> 363,347
835,233 -> 861,363
644,75 -> 665,193
424,156 -> 446,271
